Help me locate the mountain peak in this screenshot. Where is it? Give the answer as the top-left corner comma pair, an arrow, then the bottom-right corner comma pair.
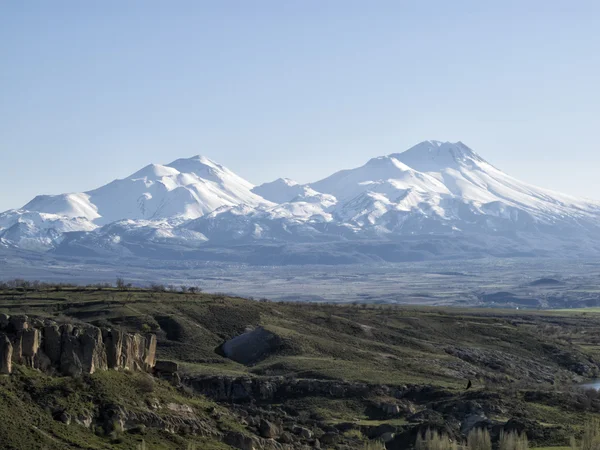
252,178 -> 304,203
391,140 -> 485,172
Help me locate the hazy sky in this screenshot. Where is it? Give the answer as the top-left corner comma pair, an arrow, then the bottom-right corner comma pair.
1,1 -> 599,211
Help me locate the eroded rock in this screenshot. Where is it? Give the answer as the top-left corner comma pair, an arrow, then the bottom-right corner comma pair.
0,315 -> 157,377
0,334 -> 12,374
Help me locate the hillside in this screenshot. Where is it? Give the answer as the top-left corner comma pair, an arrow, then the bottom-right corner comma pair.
2,283 -> 600,448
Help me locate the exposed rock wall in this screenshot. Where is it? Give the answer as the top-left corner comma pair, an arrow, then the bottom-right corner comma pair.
0,314 -> 156,376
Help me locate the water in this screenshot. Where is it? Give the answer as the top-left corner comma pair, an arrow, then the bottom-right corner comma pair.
581,380 -> 600,390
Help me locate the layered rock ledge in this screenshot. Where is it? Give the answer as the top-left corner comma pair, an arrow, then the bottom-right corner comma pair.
0,313 -> 156,376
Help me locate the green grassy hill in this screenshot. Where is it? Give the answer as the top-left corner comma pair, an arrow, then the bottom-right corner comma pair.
2,284 -> 600,448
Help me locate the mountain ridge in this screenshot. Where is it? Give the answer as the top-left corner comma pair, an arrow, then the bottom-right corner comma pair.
3,141 -> 600,263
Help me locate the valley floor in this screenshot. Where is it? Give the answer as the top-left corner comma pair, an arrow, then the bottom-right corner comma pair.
3,253 -> 600,308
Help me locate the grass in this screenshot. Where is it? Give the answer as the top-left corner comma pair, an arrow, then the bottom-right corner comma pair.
4,286 -> 600,447
0,366 -> 240,449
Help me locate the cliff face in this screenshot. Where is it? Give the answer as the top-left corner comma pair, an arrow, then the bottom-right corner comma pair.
0,313 -> 156,376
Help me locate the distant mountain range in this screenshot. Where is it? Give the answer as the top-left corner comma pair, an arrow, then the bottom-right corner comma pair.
3,141 -> 600,264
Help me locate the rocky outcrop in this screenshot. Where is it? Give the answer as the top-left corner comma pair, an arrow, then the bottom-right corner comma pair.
185,375 -> 376,403
0,334 -> 12,374
221,327 -> 283,365
0,313 -> 157,376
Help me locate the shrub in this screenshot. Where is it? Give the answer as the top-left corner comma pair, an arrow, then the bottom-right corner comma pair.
150,283 -> 166,292
467,428 -> 491,450
138,375 -> 155,393
499,430 -> 528,450
416,429 -> 459,450
571,418 -> 600,450
363,442 -> 386,450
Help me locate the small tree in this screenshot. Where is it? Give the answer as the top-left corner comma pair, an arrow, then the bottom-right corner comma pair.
116,277 -> 127,290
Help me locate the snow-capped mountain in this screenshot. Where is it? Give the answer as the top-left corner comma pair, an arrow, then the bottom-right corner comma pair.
5,141 -> 600,264
21,155 -> 271,225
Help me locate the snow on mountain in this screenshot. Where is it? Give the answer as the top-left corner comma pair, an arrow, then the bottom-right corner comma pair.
22,193 -> 100,222
311,141 -> 600,235
19,156 -> 272,225
252,178 -> 337,207
0,210 -> 97,251
6,141 -> 600,262
252,178 -> 301,203
391,141 -> 600,220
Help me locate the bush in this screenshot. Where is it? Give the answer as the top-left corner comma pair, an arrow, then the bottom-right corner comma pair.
571,418 -> 600,450
150,283 -> 166,292
137,375 -> 155,393
499,431 -> 528,450
416,429 -> 459,450
467,428 -> 491,450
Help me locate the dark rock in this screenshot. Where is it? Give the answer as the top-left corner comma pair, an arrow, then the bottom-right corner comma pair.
320,432 -> 339,445
279,431 -> 295,444
104,329 -> 123,369
9,315 -> 28,332
224,431 -> 259,450
293,426 -> 313,439
57,411 -> 71,425
0,313 -> 10,329
259,419 -> 281,439
154,360 -> 178,374
221,326 -> 283,365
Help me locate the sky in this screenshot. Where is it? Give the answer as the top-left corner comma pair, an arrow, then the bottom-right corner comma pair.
1,1 -> 600,212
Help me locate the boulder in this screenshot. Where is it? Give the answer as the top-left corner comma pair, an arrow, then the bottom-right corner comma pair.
279,431 -> 295,444
225,431 -> 259,450
259,419 -> 281,439
0,334 -> 12,374
221,326 -> 282,365
293,426 -> 313,439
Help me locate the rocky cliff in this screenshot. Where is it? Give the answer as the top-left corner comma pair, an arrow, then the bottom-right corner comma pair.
0,313 -> 156,376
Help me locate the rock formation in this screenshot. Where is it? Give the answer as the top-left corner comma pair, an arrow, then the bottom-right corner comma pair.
221,326 -> 283,365
0,313 -> 157,376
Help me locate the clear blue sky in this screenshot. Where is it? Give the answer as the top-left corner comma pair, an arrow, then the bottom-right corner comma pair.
1,1 -> 599,212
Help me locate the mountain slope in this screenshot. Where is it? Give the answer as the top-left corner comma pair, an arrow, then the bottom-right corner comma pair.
5,141 -> 600,263
310,141 -> 600,236
22,156 -> 272,225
